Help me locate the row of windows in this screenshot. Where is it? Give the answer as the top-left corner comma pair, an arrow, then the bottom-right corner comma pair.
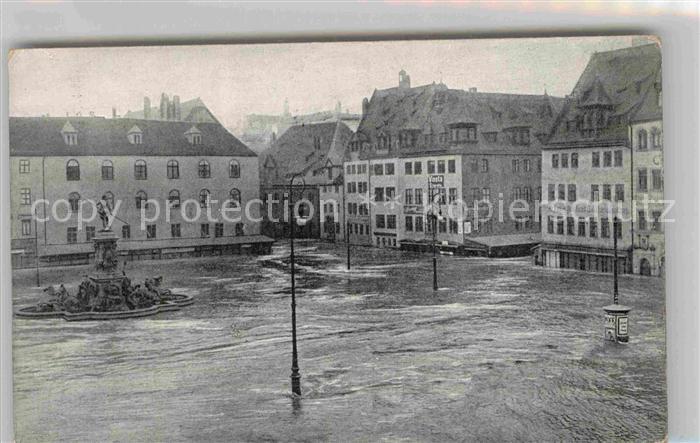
405,159 -> 457,175
64,159 -> 242,181
66,222 -> 244,243
346,182 -> 368,194
552,150 -> 623,169
348,222 -> 370,236
64,189 -> 242,212
375,214 -> 397,230
638,168 -> 663,192
374,187 -> 396,202
376,237 -> 398,247
347,202 -> 369,216
346,163 -> 368,175
637,128 -> 662,150
546,183 -> 625,202
547,216 -> 623,239
510,159 -> 538,173
62,130 -> 203,147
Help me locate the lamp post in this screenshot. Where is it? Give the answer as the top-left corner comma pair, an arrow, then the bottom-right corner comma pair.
288,172 -> 306,396
427,175 -> 443,291
604,216 -> 630,343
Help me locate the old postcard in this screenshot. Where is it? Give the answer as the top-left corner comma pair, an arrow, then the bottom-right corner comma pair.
9,36 -> 665,441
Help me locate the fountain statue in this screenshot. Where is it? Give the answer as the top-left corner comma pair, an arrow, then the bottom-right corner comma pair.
15,198 -> 193,321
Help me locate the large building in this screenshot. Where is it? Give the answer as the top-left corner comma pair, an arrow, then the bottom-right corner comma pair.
10,115 -> 272,268
539,43 -> 662,275
344,70 -> 564,256
259,121 -> 354,240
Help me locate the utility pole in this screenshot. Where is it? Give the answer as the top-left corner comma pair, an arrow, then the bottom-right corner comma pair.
34,215 -> 40,287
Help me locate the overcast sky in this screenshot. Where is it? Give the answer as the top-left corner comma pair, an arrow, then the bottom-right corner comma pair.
9,36 -> 655,133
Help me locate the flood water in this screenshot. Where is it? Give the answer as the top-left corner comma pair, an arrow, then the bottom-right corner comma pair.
12,241 -> 666,442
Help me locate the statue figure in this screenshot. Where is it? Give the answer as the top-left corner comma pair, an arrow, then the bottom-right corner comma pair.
96,195 -> 112,231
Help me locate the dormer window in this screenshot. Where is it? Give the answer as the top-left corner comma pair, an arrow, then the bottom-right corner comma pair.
127,126 -> 143,144
449,123 -> 477,143
61,121 -> 78,145
185,126 -> 202,145
313,136 -> 321,150
482,132 -> 498,143
399,130 -> 420,149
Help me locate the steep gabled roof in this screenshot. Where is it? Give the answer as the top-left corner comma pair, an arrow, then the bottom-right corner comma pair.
9,117 -> 257,157
548,43 -> 662,146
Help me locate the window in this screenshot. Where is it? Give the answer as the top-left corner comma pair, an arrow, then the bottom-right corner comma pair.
405,216 -> 413,231
20,188 -> 31,205
199,189 -> 211,208
603,184 -> 612,201
537,158 -> 542,172
21,219 -> 31,236
483,132 -> 498,142
523,187 -> 532,202
448,188 -> 457,204
374,187 -> 384,202
146,224 -> 156,239
215,223 -> 224,238
571,153 -> 578,169
168,190 -> 181,208
438,218 -> 447,233
638,129 -> 648,150
167,223 -> 180,238
373,164 -> 383,176
568,184 -> 577,202
652,211 -> 662,231
437,160 -> 446,174
591,185 -> 600,201
651,129 -> 662,149
548,184 -> 555,201
415,216 -> 424,232
481,159 -> 488,173
638,211 -> 647,231
122,225 -> 131,239
556,217 -> 564,235
167,160 -> 180,179
547,216 -> 554,234
470,159 -> 478,173
405,162 -> 413,175
512,159 -> 520,172
405,189 -> 413,205
68,192 -> 80,212
375,214 -> 386,229
481,188 -> 490,202
313,136 -> 321,150
192,134 -> 202,145
387,215 -> 396,229
85,226 -> 95,242
603,151 -> 612,167
351,165 -> 357,174
652,169 -> 663,190
134,160 -> 147,180
67,227 -> 77,244
551,154 -> 559,168
19,159 -> 30,174
592,152 -> 600,168
414,161 -> 422,174
101,160 -> 114,180
601,218 -> 610,238
132,133 -> 142,144
427,160 -> 436,174
385,163 -> 395,175
448,159 -> 456,173
589,219 -> 597,237
561,154 -> 569,168
135,191 -> 148,210
615,184 -> 625,202
578,219 -> 586,237
346,165 -> 352,175
198,160 -> 211,178
558,184 -> 565,201
614,150 -> 623,167
638,168 -> 648,191
385,187 -> 396,200
566,217 -> 575,235
66,159 -> 80,181
201,224 -> 210,237
524,159 -> 531,172
414,189 -> 423,205
229,188 -> 241,207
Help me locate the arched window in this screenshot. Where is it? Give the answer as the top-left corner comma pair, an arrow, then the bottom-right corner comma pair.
134,160 -> 147,180
651,128 -> 662,149
104,191 -> 114,208
228,188 -> 241,207
229,159 -> 240,178
167,160 -> 179,179
638,129 -> 648,150
168,189 -> 180,208
135,190 -> 148,210
66,159 -> 80,181
198,160 -> 211,178
199,189 -> 210,208
101,160 -> 114,180
481,159 -> 489,172
68,192 -> 80,212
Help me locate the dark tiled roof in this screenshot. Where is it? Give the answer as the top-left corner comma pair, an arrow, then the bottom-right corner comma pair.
351,82 -> 564,159
9,117 -> 257,157
632,66 -> 662,122
260,121 -> 353,187
547,43 -> 662,146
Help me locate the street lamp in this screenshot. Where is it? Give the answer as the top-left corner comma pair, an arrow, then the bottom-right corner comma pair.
604,216 -> 630,343
287,172 -> 307,396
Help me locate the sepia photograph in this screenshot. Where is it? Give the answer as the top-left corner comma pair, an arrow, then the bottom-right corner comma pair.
7,35 -> 668,441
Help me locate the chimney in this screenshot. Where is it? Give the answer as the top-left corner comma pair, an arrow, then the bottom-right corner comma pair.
399,69 -> 411,89
173,95 -> 181,120
362,97 -> 369,116
469,87 -> 477,93
112,107 -> 117,118
144,97 -> 151,119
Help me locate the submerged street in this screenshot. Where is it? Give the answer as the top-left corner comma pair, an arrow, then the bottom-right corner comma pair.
12,241 -> 666,442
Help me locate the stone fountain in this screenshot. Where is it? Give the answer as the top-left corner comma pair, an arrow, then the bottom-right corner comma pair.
16,217 -> 193,321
